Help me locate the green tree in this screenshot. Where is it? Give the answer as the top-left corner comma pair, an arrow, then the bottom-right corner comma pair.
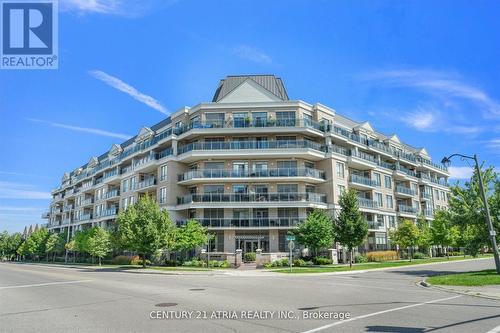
294,209 -> 334,256
430,210 -> 459,258
390,220 -> 420,261
0,231 -> 8,259
45,233 -> 60,262
173,220 -> 209,259
87,226 -> 111,266
25,229 -> 49,261
74,228 -> 92,256
6,233 -> 23,260
334,189 -> 368,268
117,194 -> 175,267
416,214 -> 432,256
17,240 -> 29,259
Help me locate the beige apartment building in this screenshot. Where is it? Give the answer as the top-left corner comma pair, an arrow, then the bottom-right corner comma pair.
45,75 -> 450,255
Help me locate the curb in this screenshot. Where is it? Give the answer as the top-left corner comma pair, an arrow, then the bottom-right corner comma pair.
419,279 -> 500,301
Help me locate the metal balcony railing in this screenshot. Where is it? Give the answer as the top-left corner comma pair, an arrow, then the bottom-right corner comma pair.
357,197 -> 380,209
177,140 -> 325,155
349,174 -> 379,187
177,168 -> 326,182
398,204 -> 418,214
177,192 -> 327,205
178,218 -> 305,228
395,185 -> 416,196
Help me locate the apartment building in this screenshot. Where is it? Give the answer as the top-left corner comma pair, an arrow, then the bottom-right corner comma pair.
44,74 -> 450,254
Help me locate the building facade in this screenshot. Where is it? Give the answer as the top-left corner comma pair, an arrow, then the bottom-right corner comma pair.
45,75 -> 450,254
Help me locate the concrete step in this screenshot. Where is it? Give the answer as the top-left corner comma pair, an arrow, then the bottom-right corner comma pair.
238,262 -> 257,270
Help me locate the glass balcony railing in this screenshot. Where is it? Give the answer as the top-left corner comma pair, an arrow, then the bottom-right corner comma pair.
76,213 -> 92,222
423,208 -> 434,217
357,197 -> 380,209
394,164 -> 417,178
178,140 -> 325,155
350,150 -> 378,164
104,189 -> 119,199
397,204 -> 418,214
177,192 -> 327,205
179,218 -> 305,228
395,185 -> 416,196
349,174 -> 379,187
103,169 -> 118,179
135,177 -> 156,190
80,198 -> 93,206
368,221 -> 385,230
179,118 -> 327,133
96,207 -> 117,218
178,168 -> 326,181
421,192 -> 432,200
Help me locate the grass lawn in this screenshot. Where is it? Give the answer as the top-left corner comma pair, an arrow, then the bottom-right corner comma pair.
270,255 -> 492,274
427,269 -> 500,286
147,266 -> 213,272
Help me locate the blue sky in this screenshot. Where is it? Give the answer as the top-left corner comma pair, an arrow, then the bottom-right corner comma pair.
1,0 -> 499,232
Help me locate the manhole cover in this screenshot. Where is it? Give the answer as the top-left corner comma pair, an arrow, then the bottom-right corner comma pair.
189,288 -> 205,291
298,306 -> 319,310
155,303 -> 177,307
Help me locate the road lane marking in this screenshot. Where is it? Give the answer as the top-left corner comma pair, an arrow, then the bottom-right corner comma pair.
0,280 -> 92,290
486,324 -> 500,333
300,295 -> 462,333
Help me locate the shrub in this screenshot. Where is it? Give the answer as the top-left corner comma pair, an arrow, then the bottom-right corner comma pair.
220,260 -> 230,268
243,252 -> 256,262
280,258 -> 289,266
182,259 -> 206,267
293,259 -> 306,267
313,257 -> 332,265
207,260 -> 230,268
412,252 -> 428,259
164,259 -> 180,267
366,251 -> 398,262
354,254 -> 367,263
112,255 -> 137,265
264,262 -> 273,268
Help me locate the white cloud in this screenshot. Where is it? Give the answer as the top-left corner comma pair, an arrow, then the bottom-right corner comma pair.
400,108 -> 436,130
233,45 -> 272,64
487,138 -> 500,149
89,70 -> 169,115
0,181 -> 51,200
363,69 -> 500,119
448,166 -> 474,180
0,206 -> 44,212
27,118 -> 131,140
60,0 -> 173,17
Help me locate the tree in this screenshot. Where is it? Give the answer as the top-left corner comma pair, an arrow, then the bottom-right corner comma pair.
45,233 -> 60,262
294,209 -> 334,256
172,220 -> 209,259
74,229 -> 92,256
430,210 -> 459,258
0,231 -> 8,260
25,229 -> 49,261
390,220 -> 420,261
6,233 -> 23,260
87,226 -> 111,266
416,214 -> 432,256
117,194 -> 175,267
334,189 -> 368,268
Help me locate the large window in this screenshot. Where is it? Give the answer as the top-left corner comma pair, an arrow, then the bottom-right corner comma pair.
374,173 -> 381,187
232,184 -> 248,194
375,193 -> 383,207
278,207 -> 299,218
277,184 -> 298,193
386,195 -> 394,208
160,164 -> 167,181
336,162 -> 345,179
205,161 -> 225,170
204,185 -> 224,194
385,175 -> 392,189
252,112 -> 267,127
205,113 -> 224,128
276,111 -> 296,127
277,160 -> 297,169
159,187 -> 167,203
204,208 -> 224,219
233,112 -> 248,128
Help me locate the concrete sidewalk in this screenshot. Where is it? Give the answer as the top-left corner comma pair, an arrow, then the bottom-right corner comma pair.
425,283 -> 500,300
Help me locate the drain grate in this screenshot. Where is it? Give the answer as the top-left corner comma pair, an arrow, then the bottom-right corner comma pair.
189,288 -> 205,291
155,302 -> 178,307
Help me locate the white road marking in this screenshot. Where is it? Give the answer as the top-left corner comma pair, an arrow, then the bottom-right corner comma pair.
300,295 -> 462,333
486,324 -> 500,333
0,280 -> 92,290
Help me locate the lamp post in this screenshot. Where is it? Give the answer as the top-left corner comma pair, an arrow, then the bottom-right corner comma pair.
441,153 -> 500,274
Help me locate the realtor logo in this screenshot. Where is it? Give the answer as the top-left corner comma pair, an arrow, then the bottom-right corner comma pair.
1,0 -> 58,69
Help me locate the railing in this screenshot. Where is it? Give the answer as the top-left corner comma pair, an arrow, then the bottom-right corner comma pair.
395,185 -> 416,196
418,157 -> 448,171
135,177 -> 156,190
178,140 -> 325,155
41,212 -> 50,219
177,192 -> 327,205
179,218 -> 305,228
96,207 -> 117,218
80,198 -> 93,206
423,208 -> 434,217
156,147 -> 173,160
349,174 -> 379,187
104,189 -> 119,199
398,204 -> 418,214
330,144 -> 350,156
75,213 -> 92,222
178,168 -> 326,182
63,204 -> 74,211
357,197 -> 380,209
350,150 -> 378,164
368,140 -> 393,155
394,164 -> 417,177
421,192 -> 432,200
430,177 -> 449,187
179,118 -> 327,133
103,169 -> 118,179
53,207 -> 63,213
368,222 -> 385,230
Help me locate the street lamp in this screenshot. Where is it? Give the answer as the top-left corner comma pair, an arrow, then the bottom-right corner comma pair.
441,153 -> 500,274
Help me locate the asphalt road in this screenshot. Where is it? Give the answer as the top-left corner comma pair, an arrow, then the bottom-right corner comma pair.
1,259 -> 499,333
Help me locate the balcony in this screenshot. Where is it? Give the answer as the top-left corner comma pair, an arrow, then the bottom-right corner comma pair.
177,192 -> 327,206
423,208 -> 434,217
421,192 -> 432,200
332,126 -> 369,145
349,174 -> 379,188
418,157 -> 448,173
41,212 -> 50,219
96,207 -> 117,218
397,204 -> 418,215
181,218 -> 305,228
75,213 -> 92,222
393,164 -> 417,179
177,168 -> 326,183
63,204 -> 74,212
368,221 -> 385,230
103,169 -> 118,180
349,150 -> 378,169
178,140 -> 325,155
80,198 -> 93,207
104,189 -> 120,199
135,177 -> 156,190
357,197 -> 380,209
395,185 -> 416,197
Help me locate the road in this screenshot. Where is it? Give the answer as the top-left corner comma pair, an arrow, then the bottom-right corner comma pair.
1,259 -> 499,333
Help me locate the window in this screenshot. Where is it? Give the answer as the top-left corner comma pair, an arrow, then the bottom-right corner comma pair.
375,193 -> 383,206
233,208 -> 250,219
278,207 -> 299,218
205,161 -> 225,170
304,161 -> 315,169
253,208 -> 269,218
277,160 -> 297,169
233,112 -> 248,128
303,113 -> 313,127
374,173 -> 381,187
205,113 -> 224,128
434,189 -> 439,200
252,184 -> 268,194
276,111 -> 296,126
338,185 -> 346,196
232,184 -> 248,194
253,161 -> 268,173
129,177 -> 136,191
388,215 -> 396,228
411,183 -> 418,193
160,164 -> 167,181
440,191 -> 446,201
204,208 -> 224,219
384,175 -> 392,189
159,187 -> 167,203
386,195 -> 394,209
252,112 -> 267,127
336,162 -> 345,179
204,185 -> 224,194
232,161 -> 248,172
277,184 -> 298,193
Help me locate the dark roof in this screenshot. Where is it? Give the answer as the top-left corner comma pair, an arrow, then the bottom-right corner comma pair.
212,75 -> 289,102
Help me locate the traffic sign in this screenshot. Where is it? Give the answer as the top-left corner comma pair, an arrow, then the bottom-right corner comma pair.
286,235 -> 296,241
288,240 -> 295,250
